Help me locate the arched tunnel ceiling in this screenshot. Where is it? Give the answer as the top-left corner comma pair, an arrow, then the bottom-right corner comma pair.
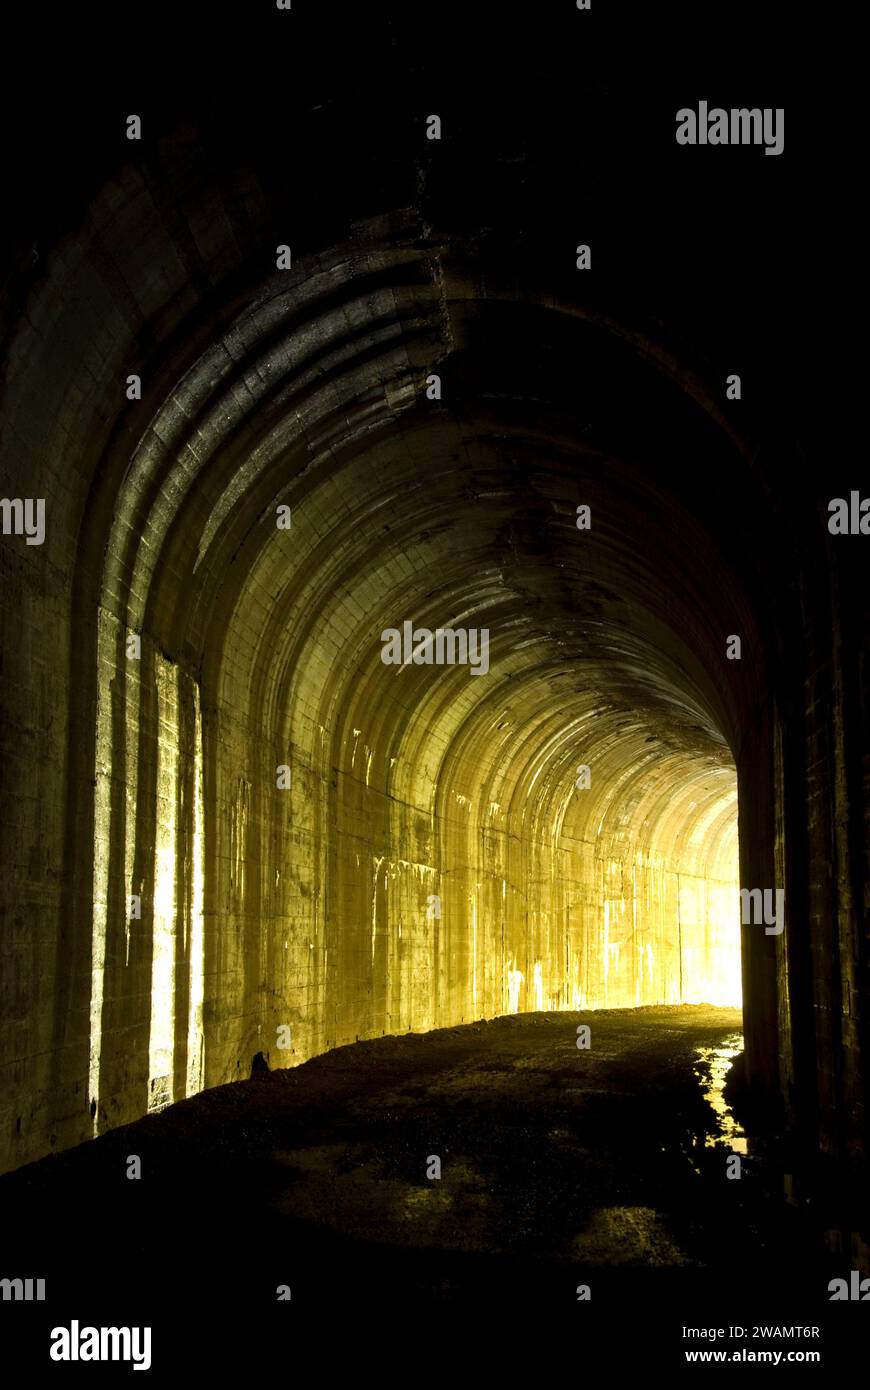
107,225 -> 753,785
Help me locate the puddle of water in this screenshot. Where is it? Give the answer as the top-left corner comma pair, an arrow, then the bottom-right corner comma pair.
693,1032 -> 747,1154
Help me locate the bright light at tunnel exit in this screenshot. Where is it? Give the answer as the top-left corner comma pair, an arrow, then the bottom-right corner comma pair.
501,876 -> 742,1015
503,772 -> 742,1015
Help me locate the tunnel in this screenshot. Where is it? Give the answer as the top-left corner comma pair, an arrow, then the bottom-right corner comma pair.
0,0 -> 867,1355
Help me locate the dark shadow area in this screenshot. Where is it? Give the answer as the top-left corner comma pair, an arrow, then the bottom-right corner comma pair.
0,1007 -> 843,1320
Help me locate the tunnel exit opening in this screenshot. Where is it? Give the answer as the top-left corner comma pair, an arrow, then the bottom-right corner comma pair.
500,733 -> 744,1019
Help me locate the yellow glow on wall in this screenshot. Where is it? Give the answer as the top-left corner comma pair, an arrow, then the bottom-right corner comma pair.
507,963 -> 524,1013
471,891 -> 478,1010
532,959 -> 543,1010
89,611 -> 116,1134
186,684 -> 205,1098
149,656 -> 179,1110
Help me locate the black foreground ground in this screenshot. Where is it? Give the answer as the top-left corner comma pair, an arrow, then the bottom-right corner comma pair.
0,1007 -> 851,1366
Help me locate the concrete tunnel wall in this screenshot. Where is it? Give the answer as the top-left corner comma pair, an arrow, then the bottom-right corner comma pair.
0,100 -> 866,1209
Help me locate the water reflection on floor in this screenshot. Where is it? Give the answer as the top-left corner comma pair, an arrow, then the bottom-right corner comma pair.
693,1031 -> 747,1154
